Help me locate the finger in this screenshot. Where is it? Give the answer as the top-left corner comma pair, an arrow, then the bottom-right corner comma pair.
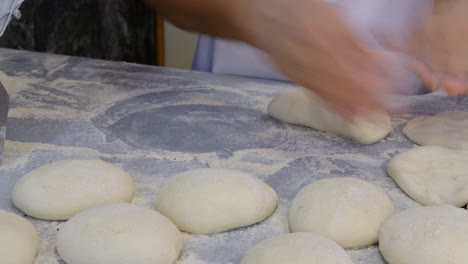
408,59 -> 443,92
441,76 -> 468,95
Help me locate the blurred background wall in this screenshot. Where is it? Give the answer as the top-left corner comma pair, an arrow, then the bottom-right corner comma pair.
0,0 -> 197,69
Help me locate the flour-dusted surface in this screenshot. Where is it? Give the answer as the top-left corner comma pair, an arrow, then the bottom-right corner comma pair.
0,48 -> 467,264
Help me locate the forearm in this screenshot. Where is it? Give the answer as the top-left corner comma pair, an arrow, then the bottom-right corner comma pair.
146,0 -> 249,41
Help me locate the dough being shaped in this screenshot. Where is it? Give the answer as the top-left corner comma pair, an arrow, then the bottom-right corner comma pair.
388,145 -> 468,206
241,232 -> 353,264
12,159 -> 134,220
156,168 -> 277,234
403,111 -> 468,150
0,210 -> 39,264
57,203 -> 183,264
267,88 -> 391,144
379,205 -> 468,264
289,177 -> 394,248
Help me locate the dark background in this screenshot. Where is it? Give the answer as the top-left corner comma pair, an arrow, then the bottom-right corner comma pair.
0,0 -> 156,65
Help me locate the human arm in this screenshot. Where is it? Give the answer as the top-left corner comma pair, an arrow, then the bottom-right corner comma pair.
147,0 -> 407,116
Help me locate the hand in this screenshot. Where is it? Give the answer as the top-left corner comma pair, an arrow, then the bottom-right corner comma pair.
409,0 -> 468,95
238,0 -> 400,116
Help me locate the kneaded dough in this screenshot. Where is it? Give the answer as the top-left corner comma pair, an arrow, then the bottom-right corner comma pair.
0,210 -> 39,264
12,159 -> 134,220
155,168 -> 278,234
403,111 -> 468,150
379,205 -> 468,264
241,232 -> 353,264
57,203 -> 183,264
388,145 -> 468,206
267,88 -> 392,144
289,177 -> 394,248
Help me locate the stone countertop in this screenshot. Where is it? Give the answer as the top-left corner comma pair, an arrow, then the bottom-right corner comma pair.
0,48 -> 467,264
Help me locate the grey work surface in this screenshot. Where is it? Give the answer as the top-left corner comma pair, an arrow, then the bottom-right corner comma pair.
0,48 -> 467,264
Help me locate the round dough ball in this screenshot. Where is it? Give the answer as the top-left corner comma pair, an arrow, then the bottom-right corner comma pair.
155,168 -> 278,234
289,177 -> 394,248
57,203 -> 183,264
241,232 -> 353,264
379,205 -> 468,264
12,159 -> 134,220
388,145 -> 468,206
0,210 -> 39,264
403,111 -> 468,150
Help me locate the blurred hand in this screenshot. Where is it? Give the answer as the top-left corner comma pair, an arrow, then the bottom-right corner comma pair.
239,0 -> 400,117
408,0 -> 468,95
152,0 -> 468,116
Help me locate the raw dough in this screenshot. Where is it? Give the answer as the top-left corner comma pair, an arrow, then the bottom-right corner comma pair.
388,145 -> 468,206
289,177 -> 394,248
57,203 -> 183,264
267,88 -> 392,144
403,111 -> 468,150
0,210 -> 39,264
155,168 -> 278,234
379,205 -> 468,264
241,232 -> 353,264
12,159 -> 134,220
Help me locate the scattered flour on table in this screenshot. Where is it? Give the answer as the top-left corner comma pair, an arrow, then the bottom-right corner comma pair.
0,72 -> 41,95
33,221 -> 62,264
8,107 -> 87,120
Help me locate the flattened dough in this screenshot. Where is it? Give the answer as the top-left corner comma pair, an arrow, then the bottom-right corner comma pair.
241,232 -> 353,264
289,177 -> 394,248
0,210 -> 39,264
267,88 -> 391,144
12,160 -> 134,220
380,205 -> 468,264
388,146 -> 468,206
156,168 -> 277,234
403,111 -> 468,150
57,203 -> 183,264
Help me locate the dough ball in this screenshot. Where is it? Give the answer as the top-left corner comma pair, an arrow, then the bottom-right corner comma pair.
155,168 -> 278,234
57,203 -> 183,264
403,111 -> 468,150
379,205 -> 468,264
12,159 -> 134,220
289,177 -> 394,248
388,145 -> 468,206
267,88 -> 391,144
241,232 -> 353,264
0,210 -> 39,264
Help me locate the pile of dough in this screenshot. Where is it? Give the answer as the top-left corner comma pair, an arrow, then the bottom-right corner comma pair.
267,88 -> 392,144
0,210 -> 39,264
380,205 -> 468,264
289,177 -> 394,248
241,232 -> 353,264
403,111 -> 468,150
57,203 -> 183,264
12,159 -> 134,220
388,145 -> 468,206
156,168 -> 278,234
